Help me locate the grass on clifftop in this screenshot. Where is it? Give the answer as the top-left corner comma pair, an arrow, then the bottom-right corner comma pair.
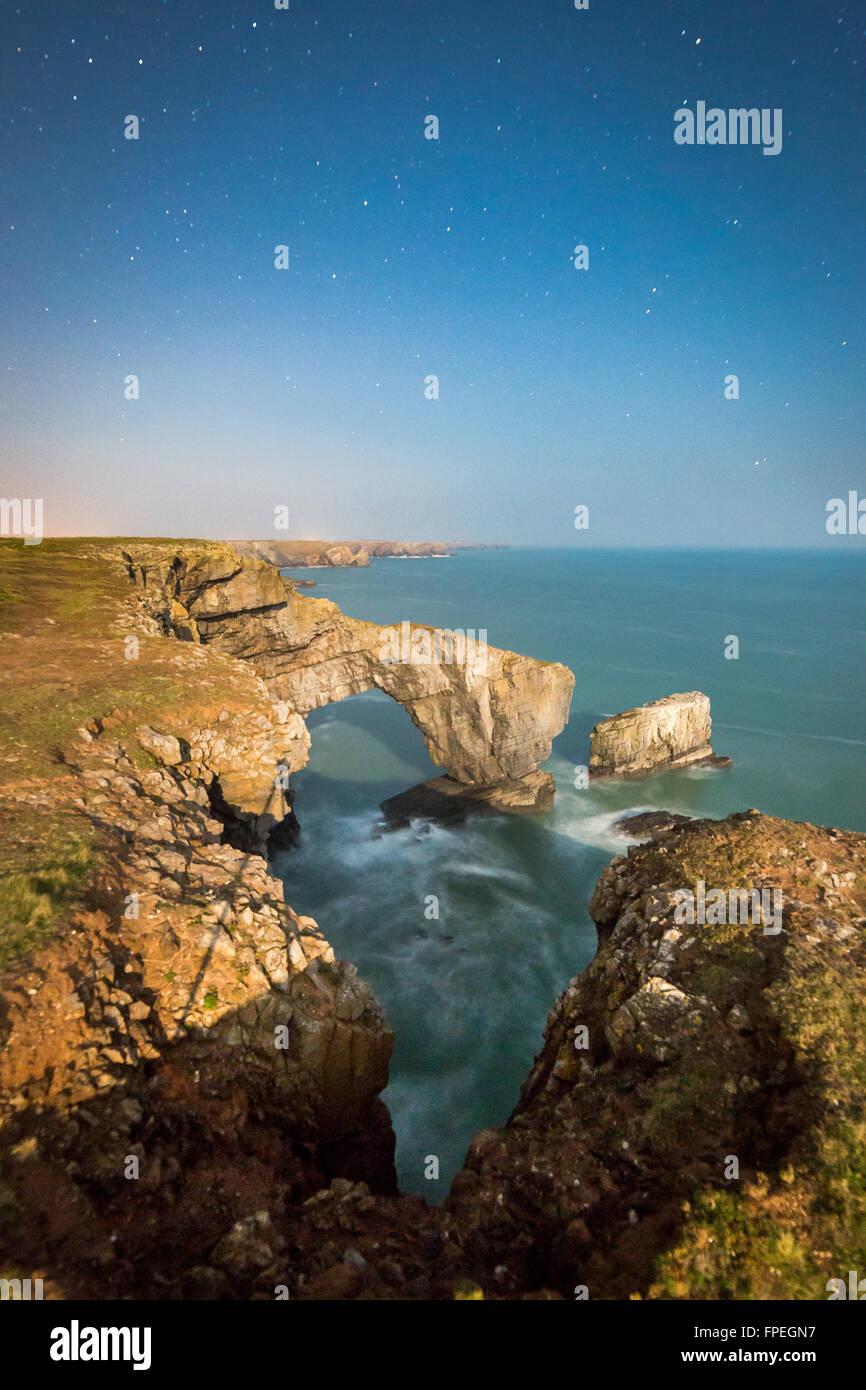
640,816 -> 866,1300
0,537 -> 270,974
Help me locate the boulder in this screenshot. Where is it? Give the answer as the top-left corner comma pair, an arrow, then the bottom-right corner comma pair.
137,725 -> 184,766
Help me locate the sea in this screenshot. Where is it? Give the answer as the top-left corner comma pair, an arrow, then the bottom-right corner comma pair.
271,547 -> 866,1198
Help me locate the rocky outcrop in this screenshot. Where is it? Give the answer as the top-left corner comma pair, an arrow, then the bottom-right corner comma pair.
323,544 -> 370,567
0,705 -> 396,1296
0,537 -> 407,1297
432,811 -> 866,1299
361,541 -> 448,559
124,545 -> 575,798
380,770 -> 555,828
589,691 -> 730,779
6,730 -> 391,1135
248,810 -> 865,1301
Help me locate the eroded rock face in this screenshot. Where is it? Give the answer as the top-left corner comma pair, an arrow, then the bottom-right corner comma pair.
0,721 -> 396,1297
125,545 -> 575,795
151,810 -> 866,1302
589,690 -> 728,778
266,610 -> 573,787
323,544 -> 370,567
431,812 -> 866,1300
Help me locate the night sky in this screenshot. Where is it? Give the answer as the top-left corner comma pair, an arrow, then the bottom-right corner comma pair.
1,0 -> 863,544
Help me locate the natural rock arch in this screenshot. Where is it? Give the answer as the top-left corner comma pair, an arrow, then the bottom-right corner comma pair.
125,546 -> 575,793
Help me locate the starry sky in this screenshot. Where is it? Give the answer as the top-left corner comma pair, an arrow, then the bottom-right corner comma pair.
1,0 -> 863,545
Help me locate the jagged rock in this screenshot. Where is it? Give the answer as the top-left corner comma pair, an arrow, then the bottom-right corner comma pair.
167,599 -> 199,642
431,811 -> 866,1301
210,1212 -> 282,1280
589,691 -> 729,779
137,725 -> 183,766
605,975 -> 704,1063
0,710 -> 398,1297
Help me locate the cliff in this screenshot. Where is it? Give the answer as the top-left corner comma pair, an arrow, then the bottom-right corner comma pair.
2,539 -> 862,1302
230,540 -> 442,568
229,540 -> 508,568
0,539 -> 398,1298
589,691 -> 729,778
269,811 -> 866,1300
123,543 -> 575,796
232,540 -> 372,568
0,536 -> 572,1297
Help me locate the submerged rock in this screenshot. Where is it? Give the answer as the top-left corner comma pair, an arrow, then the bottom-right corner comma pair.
612,809 -> 694,839
380,770 -> 555,828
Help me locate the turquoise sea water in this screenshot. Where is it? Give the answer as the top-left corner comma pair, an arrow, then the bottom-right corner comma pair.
272,548 -> 866,1198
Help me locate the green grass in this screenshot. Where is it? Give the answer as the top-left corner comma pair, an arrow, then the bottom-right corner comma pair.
0,827 -> 96,972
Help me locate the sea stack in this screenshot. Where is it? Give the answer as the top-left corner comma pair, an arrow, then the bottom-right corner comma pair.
589,691 -> 730,779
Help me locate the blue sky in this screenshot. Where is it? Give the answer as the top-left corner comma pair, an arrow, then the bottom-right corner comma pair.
1,0 -> 863,544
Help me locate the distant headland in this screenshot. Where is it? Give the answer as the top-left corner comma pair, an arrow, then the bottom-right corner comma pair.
230,540 -> 509,568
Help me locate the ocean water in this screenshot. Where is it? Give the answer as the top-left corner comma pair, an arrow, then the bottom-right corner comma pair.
272,548 -> 866,1198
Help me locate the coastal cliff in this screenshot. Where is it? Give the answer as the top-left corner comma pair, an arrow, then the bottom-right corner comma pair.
123,543 -> 574,797
440,810 -> 866,1298
269,811 -> 866,1300
1,538 -> 863,1301
0,536 -> 572,1296
229,540 -> 499,568
233,540 -> 374,568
